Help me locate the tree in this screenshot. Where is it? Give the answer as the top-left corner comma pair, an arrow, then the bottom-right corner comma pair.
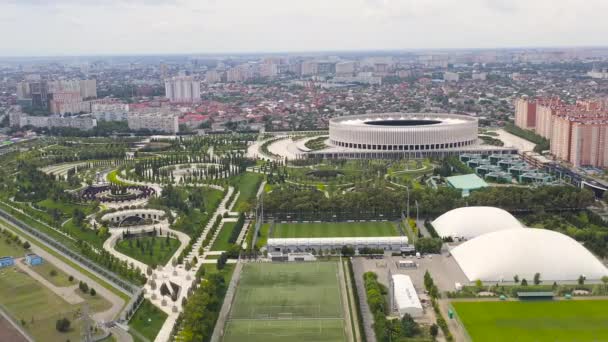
578,275 -> 585,285
55,318 -> 71,332
475,279 -> 483,289
90,288 -> 96,296
521,278 -> 528,286
513,275 -> 519,284
533,273 -> 541,285
22,241 -> 30,249
430,324 -> 439,338
68,275 -> 74,282
146,266 -> 153,276
401,313 -> 420,337
601,276 -> 608,288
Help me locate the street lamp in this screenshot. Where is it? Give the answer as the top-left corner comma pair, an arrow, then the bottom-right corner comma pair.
404,185 -> 410,220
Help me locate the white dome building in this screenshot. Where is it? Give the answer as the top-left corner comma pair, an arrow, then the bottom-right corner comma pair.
451,228 -> 608,282
432,206 -> 523,240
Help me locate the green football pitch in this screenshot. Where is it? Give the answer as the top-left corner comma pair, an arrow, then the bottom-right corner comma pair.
453,300 -> 608,342
271,221 -> 398,238
222,262 -> 346,342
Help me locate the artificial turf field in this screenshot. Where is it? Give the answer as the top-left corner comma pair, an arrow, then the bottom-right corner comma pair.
271,221 -> 398,238
453,300 -> 608,342
222,262 -> 346,342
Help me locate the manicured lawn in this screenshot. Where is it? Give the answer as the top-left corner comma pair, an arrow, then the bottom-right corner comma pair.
128,299 -> 167,341
271,221 -> 398,238
453,300 -> 608,342
211,222 -> 236,251
232,172 -> 263,211
0,267 -> 84,342
255,223 -> 270,249
224,262 -> 345,342
28,262 -> 74,287
115,236 -> 180,267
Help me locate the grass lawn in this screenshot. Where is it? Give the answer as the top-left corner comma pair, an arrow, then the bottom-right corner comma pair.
271,221 -> 398,238
28,262 -> 74,287
453,300 -> 608,342
211,222 -> 236,251
223,262 -> 345,342
115,236 -> 180,267
0,219 -> 130,303
255,223 -> 270,249
0,267 -> 83,342
232,172 -> 263,212
128,299 -> 167,341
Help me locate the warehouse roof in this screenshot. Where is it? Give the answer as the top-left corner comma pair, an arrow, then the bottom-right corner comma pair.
392,274 -> 422,314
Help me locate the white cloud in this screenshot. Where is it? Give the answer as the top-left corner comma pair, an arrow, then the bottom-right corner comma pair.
0,0 -> 607,56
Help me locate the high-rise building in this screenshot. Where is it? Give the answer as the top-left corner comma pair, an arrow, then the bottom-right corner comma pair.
335,61 -> 356,76
514,98 -> 537,130
164,76 -> 201,103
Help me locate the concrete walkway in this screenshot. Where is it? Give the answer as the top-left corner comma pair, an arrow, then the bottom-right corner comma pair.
149,186 -> 234,342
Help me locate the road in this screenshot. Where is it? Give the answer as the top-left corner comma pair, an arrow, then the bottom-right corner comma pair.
350,258 -> 377,342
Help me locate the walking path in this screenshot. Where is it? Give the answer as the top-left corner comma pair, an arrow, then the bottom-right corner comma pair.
148,186 -> 234,342
15,259 -> 84,305
337,260 -> 354,342
351,258 -> 377,342
210,262 -> 243,342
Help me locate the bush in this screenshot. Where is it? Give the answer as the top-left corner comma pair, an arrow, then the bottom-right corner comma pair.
90,288 -> 96,296
55,318 -> 71,332
68,275 -> 74,282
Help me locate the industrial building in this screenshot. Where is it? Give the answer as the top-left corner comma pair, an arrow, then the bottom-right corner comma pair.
390,274 -> 423,318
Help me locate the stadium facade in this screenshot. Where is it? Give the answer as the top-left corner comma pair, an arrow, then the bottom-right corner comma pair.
305,113 -> 516,159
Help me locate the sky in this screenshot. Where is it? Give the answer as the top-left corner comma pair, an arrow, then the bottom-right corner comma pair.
1,0 -> 608,56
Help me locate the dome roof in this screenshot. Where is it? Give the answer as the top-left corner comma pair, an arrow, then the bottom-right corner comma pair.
432,206 -> 523,239
451,228 -> 608,281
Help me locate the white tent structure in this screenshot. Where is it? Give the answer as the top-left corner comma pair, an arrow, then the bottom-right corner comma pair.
432,206 -> 523,239
450,228 -> 608,282
390,274 -> 423,318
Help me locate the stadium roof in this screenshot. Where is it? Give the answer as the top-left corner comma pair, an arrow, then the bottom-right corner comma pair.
450,228 -> 608,281
432,206 -> 523,239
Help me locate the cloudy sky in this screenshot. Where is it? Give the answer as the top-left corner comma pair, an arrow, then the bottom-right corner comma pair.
1,0 -> 607,56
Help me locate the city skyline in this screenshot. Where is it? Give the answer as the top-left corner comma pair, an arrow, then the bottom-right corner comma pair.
2,0 -> 608,56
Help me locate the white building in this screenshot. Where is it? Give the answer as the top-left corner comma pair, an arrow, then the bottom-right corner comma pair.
444,71 -> 460,82
164,76 -> 201,103
335,61 -> 356,76
127,112 -> 179,134
92,103 -> 129,121
432,206 -> 523,240
390,274 -> 423,318
472,72 -> 487,81
10,111 -> 97,130
451,228 -> 608,282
